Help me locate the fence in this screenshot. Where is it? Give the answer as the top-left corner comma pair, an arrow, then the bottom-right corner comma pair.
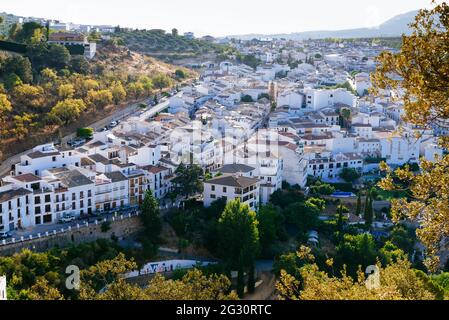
0,211 -> 141,247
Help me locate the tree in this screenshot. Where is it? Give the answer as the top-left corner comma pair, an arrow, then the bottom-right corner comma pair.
87,89 -> 113,109
339,108 -> 351,129
48,44 -> 71,69
241,95 -> 253,103
172,163 -> 203,198
372,3 -> 449,270
355,192 -> 362,217
12,84 -> 44,109
217,199 -> 260,297
3,55 -> 33,83
175,69 -> 187,79
336,233 -> 377,276
364,193 -> 373,228
285,202 -> 320,234
12,113 -> 35,140
50,99 -> 86,124
171,28 -> 179,37
140,190 -> 162,243
4,73 -> 23,90
152,73 -> 173,90
26,278 -> 64,300
258,205 -> 284,256
12,22 -> 44,44
310,181 -> 335,196
0,94 -> 12,138
127,82 -> 144,100
58,84 -> 75,99
110,81 -> 127,105
339,168 -> 360,183
39,68 -> 58,84
77,127 -> 94,139
336,204 -> 349,233
277,251 -> 438,300
70,56 -> 90,75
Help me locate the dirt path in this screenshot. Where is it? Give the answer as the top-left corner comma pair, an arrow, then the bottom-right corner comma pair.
244,272 -> 277,301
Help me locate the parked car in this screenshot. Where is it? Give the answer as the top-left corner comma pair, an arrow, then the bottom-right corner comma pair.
0,230 -> 12,239
109,121 -> 118,128
68,138 -> 86,148
59,215 -> 76,224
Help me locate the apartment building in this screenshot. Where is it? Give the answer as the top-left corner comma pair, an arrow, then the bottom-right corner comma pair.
203,175 -> 261,211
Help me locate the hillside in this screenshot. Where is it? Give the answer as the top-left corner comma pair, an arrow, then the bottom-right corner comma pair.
228,10 -> 418,40
0,38 -> 196,161
115,29 -> 232,64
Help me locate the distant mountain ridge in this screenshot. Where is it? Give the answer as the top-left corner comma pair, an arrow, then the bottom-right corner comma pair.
227,10 -> 419,40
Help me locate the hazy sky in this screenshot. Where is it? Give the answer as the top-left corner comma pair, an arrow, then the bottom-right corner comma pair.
1,0 -> 436,37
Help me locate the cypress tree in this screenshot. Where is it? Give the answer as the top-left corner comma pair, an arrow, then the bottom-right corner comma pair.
356,192 -> 362,217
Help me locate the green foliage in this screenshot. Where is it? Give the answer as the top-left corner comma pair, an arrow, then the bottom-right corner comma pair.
339,168 -> 361,183
217,199 -> 260,271
140,190 -> 162,243
77,127 -> 94,139
236,54 -> 261,69
284,202 -> 320,235
1,55 -> 33,83
258,205 -> 285,257
310,180 -> 336,196
172,163 -> 203,198
175,69 -> 187,79
336,233 -> 377,276
241,95 -> 253,103
115,29 -> 221,56
270,188 -> 305,209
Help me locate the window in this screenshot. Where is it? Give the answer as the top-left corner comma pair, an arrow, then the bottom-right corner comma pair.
35,207 -> 41,215
45,195 -> 51,203
45,205 -> 51,213
35,196 -> 41,204
210,194 -> 216,199
88,190 -> 92,197
52,156 -> 56,162
80,192 -> 84,199
72,193 -> 76,201
72,202 -> 76,210
223,187 -> 227,193
211,185 -> 215,191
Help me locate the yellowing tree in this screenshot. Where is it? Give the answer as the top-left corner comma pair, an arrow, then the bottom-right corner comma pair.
50,99 -> 86,124
87,89 -> 113,110
0,93 -> 12,138
110,81 -> 127,105
12,84 -> 45,109
276,247 -> 439,300
58,83 -> 75,100
372,2 -> 449,270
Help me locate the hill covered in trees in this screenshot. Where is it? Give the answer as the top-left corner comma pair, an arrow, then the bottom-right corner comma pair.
114,28 -> 235,63
0,20 -> 195,161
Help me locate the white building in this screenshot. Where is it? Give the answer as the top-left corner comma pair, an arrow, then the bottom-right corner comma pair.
203,175 -> 261,211
303,88 -> 357,111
